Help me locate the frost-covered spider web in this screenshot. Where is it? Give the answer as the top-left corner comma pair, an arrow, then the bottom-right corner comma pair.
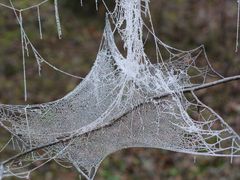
0,0 -> 239,180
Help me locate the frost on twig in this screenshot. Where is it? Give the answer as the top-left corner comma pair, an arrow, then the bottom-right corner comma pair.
1,0 -> 77,100
37,6 -> 43,40
0,0 -> 239,180
236,0 -> 240,52
54,0 -> 62,39
0,164 -> 3,180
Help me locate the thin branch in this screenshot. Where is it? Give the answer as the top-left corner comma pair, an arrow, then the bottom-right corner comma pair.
2,75 -> 240,165
183,75 -> 240,93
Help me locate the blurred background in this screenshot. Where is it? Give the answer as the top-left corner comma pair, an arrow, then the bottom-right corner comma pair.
0,0 -> 240,179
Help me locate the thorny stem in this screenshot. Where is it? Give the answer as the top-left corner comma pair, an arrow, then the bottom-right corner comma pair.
2,74 -> 240,166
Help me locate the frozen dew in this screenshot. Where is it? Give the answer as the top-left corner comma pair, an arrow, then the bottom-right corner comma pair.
0,0 -> 239,180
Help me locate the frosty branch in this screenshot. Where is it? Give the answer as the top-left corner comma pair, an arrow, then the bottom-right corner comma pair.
2,74 -> 240,166
0,0 -> 239,179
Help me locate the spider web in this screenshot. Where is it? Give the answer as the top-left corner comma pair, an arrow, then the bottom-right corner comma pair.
0,0 -> 239,180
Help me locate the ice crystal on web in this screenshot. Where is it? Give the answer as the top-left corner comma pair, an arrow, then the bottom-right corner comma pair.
0,0 -> 239,180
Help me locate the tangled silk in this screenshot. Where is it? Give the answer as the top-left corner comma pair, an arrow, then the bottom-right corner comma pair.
0,0 -> 239,180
